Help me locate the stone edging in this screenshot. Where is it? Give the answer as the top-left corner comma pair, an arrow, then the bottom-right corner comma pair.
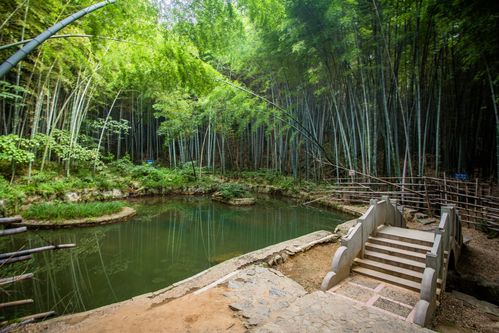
13,207 -> 136,229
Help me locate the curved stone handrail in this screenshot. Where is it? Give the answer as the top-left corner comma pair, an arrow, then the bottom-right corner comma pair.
321,196 -> 404,290
414,205 -> 461,326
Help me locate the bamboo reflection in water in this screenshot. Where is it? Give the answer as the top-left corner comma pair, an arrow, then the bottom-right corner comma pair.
1,197 -> 351,320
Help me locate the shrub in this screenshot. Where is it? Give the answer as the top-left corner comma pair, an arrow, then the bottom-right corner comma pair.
217,184 -> 251,199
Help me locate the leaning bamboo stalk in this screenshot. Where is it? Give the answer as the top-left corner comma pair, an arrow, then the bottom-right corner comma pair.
0,254 -> 32,265
0,299 -> 34,309
0,216 -> 22,224
0,227 -> 27,236
0,244 -> 75,259
0,273 -> 33,286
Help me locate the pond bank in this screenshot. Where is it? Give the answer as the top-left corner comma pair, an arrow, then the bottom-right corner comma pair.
19,230 -> 341,332
20,226 -> 429,333
8,175 -> 366,221
11,207 -> 136,229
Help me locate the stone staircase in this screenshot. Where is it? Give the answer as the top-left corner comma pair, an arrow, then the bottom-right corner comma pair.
352,226 -> 437,293
322,198 -> 461,327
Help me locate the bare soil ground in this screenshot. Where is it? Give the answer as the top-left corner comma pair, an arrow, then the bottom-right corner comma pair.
275,242 -> 339,292
432,292 -> 498,333
23,286 -> 245,333
456,226 -> 499,282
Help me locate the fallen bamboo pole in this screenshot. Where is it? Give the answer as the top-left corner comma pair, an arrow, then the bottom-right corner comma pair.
0,273 -> 34,286
0,244 -> 76,259
0,254 -> 32,265
0,299 -> 34,309
0,227 -> 27,236
0,216 -> 22,224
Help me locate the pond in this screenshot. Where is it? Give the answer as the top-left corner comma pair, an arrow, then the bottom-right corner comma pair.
0,196 -> 352,319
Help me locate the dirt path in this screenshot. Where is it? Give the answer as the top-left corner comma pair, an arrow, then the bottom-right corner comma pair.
276,242 -> 339,292
25,286 -> 244,333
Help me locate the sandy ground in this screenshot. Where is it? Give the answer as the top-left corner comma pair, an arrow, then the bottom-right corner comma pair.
276,242 -> 339,292
23,286 -> 245,333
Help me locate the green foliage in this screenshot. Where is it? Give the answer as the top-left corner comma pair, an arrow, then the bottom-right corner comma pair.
0,134 -> 36,165
0,176 -> 25,214
217,183 -> 251,199
50,130 -> 101,166
87,118 -> 130,135
131,164 -> 188,190
22,201 -> 125,221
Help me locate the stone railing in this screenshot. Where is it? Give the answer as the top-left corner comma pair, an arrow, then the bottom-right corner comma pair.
321,196 -> 404,290
414,205 -> 461,326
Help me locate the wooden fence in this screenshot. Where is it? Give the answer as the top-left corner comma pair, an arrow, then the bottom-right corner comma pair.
325,175 -> 499,231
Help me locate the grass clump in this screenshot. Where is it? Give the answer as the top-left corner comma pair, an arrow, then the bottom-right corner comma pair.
23,201 -> 125,221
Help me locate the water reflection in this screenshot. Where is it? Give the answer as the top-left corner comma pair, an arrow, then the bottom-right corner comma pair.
0,196 -> 351,319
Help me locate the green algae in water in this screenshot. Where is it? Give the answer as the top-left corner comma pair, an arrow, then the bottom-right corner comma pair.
0,196 -> 352,320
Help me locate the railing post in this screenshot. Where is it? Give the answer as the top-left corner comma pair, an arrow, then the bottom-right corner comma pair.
370,198 -> 378,233
442,205 -> 455,240
381,195 -> 391,225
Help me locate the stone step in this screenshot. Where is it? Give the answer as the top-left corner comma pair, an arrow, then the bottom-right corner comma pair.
368,236 -> 432,254
377,226 -> 434,247
352,266 -> 421,292
365,242 -> 427,263
364,250 -> 426,273
354,258 -> 423,282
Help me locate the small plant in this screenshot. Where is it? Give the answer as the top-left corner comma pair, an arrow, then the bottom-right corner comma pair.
22,201 -> 125,221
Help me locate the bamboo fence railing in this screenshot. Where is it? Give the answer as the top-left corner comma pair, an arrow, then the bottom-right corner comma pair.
326,175 -> 499,231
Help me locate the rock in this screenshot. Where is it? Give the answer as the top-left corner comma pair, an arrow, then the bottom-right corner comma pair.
100,189 -> 124,199
281,253 -> 289,262
229,303 -> 244,311
269,287 -> 286,297
415,212 -> 428,219
274,254 -> 283,265
228,280 -> 242,290
0,199 -> 5,216
211,192 -> 256,206
25,195 -> 42,204
64,192 -> 80,202
417,217 -> 438,225
267,258 -> 275,266
334,219 -> 358,235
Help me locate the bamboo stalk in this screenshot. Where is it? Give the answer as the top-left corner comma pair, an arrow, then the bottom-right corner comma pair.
0,227 -> 27,236
0,216 -> 22,224
0,273 -> 33,286
0,254 -> 32,265
0,299 -> 34,309
0,244 -> 76,259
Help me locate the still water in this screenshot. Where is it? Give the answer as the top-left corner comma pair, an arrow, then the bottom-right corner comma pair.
1,196 -> 351,319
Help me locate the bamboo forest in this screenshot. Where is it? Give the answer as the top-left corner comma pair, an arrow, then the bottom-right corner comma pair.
1,1 -> 498,332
